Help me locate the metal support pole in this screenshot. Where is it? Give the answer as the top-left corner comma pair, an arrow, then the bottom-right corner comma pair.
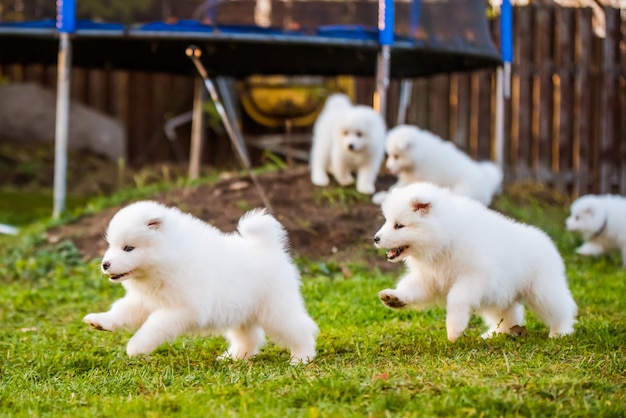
374,44 -> 390,117
53,32 -> 71,219
503,62 -> 511,99
501,0 -> 513,99
189,77 -> 206,179
374,0 -> 394,118
186,45 -> 273,213
397,79 -> 413,125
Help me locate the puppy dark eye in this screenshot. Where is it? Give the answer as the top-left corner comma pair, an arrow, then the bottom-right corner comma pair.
394,223 -> 405,230
123,245 -> 135,252
355,131 -> 363,137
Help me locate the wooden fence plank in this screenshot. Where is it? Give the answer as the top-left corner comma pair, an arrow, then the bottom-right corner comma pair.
428,74 -> 450,141
127,71 -> 153,165
620,17 -> 626,195
407,78 -> 429,128
598,7 -> 619,194
531,5 -> 554,182
572,8 -> 592,196
453,73 -> 471,151
616,9 -> 624,195
512,5 -> 533,180
552,7 -> 575,193
469,71 -> 480,159
86,69 -> 109,114
386,79 -> 400,127
23,64 -> 45,86
478,70 -> 493,160
70,67 -> 88,104
448,73 -> 460,146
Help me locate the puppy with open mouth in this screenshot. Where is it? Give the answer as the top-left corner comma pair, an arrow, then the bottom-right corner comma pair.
374,183 -> 577,342
83,201 -> 318,364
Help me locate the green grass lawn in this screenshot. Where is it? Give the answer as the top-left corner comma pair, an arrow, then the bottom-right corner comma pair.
0,183 -> 624,417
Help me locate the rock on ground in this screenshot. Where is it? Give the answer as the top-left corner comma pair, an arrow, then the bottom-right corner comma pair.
0,82 -> 126,161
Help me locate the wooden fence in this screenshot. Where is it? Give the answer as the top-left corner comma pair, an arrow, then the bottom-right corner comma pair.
395,5 -> 626,197
1,5 -> 625,196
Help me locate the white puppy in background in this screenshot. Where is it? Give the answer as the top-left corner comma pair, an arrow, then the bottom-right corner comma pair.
373,125 -> 502,205
83,201 -> 318,364
565,194 -> 626,267
310,93 -> 386,194
374,183 -> 577,341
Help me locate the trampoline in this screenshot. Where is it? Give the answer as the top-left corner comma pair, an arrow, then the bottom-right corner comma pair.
0,0 -> 501,77
0,0 -> 511,217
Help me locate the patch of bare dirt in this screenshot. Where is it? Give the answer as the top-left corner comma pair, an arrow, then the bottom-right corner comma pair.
48,164 -> 398,272
4,141 -> 569,273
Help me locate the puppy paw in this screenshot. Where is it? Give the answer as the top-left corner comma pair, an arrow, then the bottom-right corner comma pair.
311,172 -> 330,187
217,349 -> 253,361
289,346 -> 316,365
378,290 -> 406,308
548,326 -> 575,338
576,242 -> 604,256
372,191 -> 388,205
447,328 -> 465,342
335,174 -> 355,186
480,329 -> 496,340
356,183 -> 376,195
290,354 -> 314,365
83,313 -> 115,332
126,337 -> 156,357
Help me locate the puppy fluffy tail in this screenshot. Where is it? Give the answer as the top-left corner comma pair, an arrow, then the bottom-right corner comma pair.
480,161 -> 504,196
237,209 -> 289,251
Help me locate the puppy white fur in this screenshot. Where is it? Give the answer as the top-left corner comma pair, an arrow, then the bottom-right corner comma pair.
374,183 -> 577,341
83,201 -> 318,364
310,93 -> 386,194
375,125 -> 502,205
566,194 -> 626,267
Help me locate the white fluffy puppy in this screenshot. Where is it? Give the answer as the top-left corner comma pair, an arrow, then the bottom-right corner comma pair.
566,194 -> 626,267
310,93 -> 386,194
377,125 -> 502,205
374,183 -> 577,341
83,201 -> 318,364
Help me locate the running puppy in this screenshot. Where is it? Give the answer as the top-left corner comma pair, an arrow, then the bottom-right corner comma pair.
374,183 -> 577,341
84,201 -> 318,364
310,93 -> 386,194
376,125 -> 502,205
566,194 -> 626,267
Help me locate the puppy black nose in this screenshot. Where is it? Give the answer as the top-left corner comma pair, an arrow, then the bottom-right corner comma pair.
102,261 -> 110,271
348,144 -> 355,151
374,236 -> 380,244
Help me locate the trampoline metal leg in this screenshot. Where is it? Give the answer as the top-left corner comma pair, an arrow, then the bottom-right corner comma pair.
397,79 -> 413,125
53,32 -> 72,219
374,44 -> 391,118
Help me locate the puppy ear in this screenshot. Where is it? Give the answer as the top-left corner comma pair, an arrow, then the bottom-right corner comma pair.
397,136 -> 411,151
147,218 -> 162,230
411,199 -> 431,215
